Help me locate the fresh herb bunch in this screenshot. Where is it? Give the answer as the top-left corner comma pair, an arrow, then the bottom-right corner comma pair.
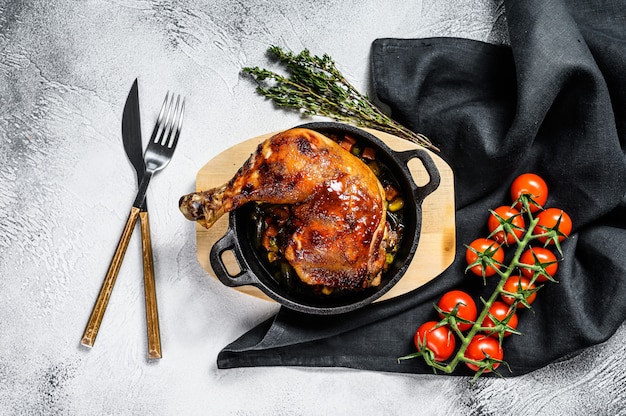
242,45 -> 438,152
399,173 -> 573,381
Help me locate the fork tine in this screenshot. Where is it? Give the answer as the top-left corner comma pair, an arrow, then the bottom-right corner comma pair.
150,92 -> 170,144
155,93 -> 183,149
167,97 -> 185,149
156,93 -> 176,146
162,94 -> 179,147
144,91 -> 184,167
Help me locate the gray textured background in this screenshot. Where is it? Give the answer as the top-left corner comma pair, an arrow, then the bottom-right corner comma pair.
1,1 -> 625,414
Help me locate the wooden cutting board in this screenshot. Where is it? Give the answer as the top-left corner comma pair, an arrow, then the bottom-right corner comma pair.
194,128 -> 456,303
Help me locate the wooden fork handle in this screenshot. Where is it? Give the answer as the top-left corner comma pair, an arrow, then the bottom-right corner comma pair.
139,210 -> 162,359
81,206 -> 141,348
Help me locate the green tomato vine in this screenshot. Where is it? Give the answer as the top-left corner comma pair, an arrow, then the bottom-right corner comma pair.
399,174 -> 572,381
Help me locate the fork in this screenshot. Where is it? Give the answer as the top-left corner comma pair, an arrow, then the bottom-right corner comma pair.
81,92 -> 185,349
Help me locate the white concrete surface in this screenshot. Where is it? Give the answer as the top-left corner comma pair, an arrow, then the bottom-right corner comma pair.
1,0 -> 624,414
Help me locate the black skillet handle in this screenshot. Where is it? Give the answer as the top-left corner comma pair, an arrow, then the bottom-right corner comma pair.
209,226 -> 259,287
395,148 -> 441,201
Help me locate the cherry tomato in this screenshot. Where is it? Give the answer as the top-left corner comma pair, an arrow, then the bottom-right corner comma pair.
487,205 -> 525,244
501,275 -> 537,308
437,290 -> 478,332
464,335 -> 504,372
414,321 -> 456,362
482,301 -> 518,337
533,208 -> 572,244
519,247 -> 559,282
511,173 -> 548,212
465,238 -> 505,277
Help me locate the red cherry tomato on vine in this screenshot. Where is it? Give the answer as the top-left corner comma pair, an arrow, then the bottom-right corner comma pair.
501,275 -> 537,308
437,290 -> 478,332
487,205 -> 525,244
481,301 -> 518,337
511,173 -> 548,212
414,321 -> 456,362
465,238 -> 505,277
519,247 -> 559,282
464,335 -> 504,372
533,208 -> 572,244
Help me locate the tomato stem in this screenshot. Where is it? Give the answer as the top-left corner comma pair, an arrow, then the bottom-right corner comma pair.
401,185 -> 570,379
433,214 -> 542,374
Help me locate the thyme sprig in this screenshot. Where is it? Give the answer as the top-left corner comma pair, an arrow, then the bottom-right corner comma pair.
242,45 -> 438,152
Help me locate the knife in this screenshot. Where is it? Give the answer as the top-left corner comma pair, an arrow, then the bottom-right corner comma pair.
121,79 -> 162,359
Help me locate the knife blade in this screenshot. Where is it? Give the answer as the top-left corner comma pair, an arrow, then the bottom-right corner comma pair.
121,79 -> 162,359
122,79 -> 147,206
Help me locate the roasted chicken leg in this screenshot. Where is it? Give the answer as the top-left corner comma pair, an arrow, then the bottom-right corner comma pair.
179,128 -> 388,290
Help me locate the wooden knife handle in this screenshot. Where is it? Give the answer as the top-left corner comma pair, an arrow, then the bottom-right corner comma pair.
81,206 -> 141,348
140,211 -> 162,359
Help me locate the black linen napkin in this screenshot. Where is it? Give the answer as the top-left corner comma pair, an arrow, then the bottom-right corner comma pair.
217,0 -> 626,376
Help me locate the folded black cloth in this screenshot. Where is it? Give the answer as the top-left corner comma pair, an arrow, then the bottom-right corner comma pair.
217,0 -> 626,375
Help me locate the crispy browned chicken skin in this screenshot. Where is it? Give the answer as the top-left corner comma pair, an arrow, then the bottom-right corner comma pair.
179,128 -> 388,290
